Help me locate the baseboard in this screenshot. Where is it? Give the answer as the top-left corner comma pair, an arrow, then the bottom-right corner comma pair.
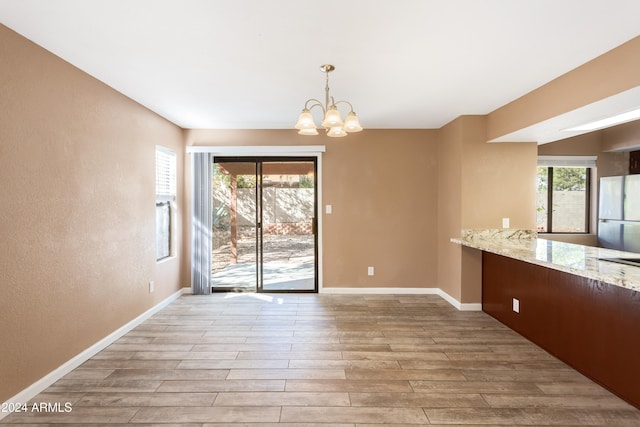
320,287 -> 441,295
0,287 -> 190,420
320,287 -> 482,311
436,289 -> 483,311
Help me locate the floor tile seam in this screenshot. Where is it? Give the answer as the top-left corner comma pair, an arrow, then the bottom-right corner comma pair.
407,378 -> 417,393
441,350 -> 454,363
477,390 -> 497,409
125,404 -> 143,424
210,391 -> 223,406
531,382 -> 549,396
421,406 -> 433,424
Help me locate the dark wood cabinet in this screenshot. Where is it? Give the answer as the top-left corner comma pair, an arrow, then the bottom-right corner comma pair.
631,150 -> 640,174
482,251 -> 640,409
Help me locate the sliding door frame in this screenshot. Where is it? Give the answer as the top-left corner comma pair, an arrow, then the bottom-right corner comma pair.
214,156 -> 317,293
187,146 -> 325,292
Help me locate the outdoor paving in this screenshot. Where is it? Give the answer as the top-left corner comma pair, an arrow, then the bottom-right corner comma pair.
212,234 -> 315,291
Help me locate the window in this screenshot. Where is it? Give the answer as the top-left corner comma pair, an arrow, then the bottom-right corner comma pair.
156,201 -> 171,259
156,146 -> 176,260
536,156 -> 594,234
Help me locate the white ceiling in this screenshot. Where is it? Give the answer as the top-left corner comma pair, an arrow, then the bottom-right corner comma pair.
1,0 -> 640,134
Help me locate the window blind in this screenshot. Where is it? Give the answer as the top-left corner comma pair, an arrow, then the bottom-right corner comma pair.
191,152 -> 213,295
537,155 -> 597,168
156,146 -> 176,199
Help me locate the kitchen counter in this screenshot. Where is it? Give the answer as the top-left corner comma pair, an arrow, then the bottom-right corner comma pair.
451,229 -> 640,292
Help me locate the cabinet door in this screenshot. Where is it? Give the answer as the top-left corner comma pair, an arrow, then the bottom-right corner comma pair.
629,150 -> 640,174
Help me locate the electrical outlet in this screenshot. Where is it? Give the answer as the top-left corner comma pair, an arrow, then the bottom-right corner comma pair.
502,217 -> 510,228
149,281 -> 155,293
512,298 -> 520,313
367,266 -> 374,276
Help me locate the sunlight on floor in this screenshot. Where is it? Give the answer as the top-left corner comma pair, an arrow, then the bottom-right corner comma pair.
223,292 -> 285,304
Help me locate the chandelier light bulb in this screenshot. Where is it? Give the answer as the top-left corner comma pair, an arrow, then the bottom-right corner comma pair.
322,107 -> 344,128
294,109 -> 317,130
343,112 -> 363,132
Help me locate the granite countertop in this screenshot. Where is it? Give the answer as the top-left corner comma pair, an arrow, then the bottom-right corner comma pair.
451,229 -> 640,292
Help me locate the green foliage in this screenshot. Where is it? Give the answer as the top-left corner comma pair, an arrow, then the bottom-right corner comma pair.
237,175 -> 256,188
212,166 -> 256,189
299,174 -> 314,188
553,167 -> 587,191
537,167 -> 587,191
213,165 -> 230,188
537,167 -> 548,191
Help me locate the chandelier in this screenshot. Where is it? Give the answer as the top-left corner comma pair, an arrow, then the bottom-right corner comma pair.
294,64 -> 363,137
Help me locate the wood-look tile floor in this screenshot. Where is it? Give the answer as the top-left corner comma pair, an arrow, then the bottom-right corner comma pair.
3,293 -> 640,426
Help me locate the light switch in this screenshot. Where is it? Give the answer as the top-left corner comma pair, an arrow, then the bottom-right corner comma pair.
326,205 -> 332,214
512,298 -> 520,313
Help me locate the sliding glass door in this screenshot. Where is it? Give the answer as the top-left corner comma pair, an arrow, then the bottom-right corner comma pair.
211,157 -> 317,292
211,161 -> 258,291
260,161 -> 316,291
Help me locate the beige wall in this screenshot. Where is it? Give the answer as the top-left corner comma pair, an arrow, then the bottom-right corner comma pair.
601,120 -> 640,152
0,25 -> 185,402
461,117 -> 537,303
538,132 -> 602,156
461,117 -> 537,230
185,129 -> 439,288
437,116 -> 537,303
436,118 -> 463,301
487,36 -> 640,142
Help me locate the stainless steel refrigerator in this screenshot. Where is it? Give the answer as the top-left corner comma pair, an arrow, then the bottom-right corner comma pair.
598,175 -> 640,253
